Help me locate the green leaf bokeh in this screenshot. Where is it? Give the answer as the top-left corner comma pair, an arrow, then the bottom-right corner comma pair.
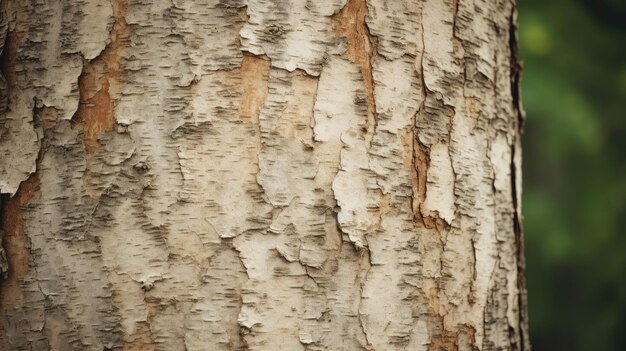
519,0 -> 626,349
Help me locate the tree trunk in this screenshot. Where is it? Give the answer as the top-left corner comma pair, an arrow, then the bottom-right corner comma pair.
0,0 -> 528,350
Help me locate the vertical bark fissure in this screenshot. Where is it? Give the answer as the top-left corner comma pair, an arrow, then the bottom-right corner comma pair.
508,6 -> 529,350
413,8 -> 433,229
0,0 -> 11,281
0,3 -> 9,119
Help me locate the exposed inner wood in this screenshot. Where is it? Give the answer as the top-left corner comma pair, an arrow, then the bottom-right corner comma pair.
0,175 -> 38,316
73,0 -> 130,153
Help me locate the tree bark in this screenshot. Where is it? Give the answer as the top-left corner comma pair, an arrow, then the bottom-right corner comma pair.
0,0 -> 528,350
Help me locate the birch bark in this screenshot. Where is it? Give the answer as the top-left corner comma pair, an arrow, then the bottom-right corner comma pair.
0,0 -> 528,350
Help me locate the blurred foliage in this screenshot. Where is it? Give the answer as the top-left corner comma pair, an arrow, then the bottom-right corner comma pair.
518,0 -> 626,349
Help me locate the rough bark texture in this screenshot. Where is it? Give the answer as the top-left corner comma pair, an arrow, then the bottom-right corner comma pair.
0,0 -> 528,350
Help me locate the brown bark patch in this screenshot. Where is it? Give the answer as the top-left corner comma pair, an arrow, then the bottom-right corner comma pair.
0,25 -> 24,89
37,106 -> 59,130
465,97 -> 481,119
74,0 -> 130,153
239,54 -> 270,123
332,0 -> 377,145
426,285 -> 441,316
428,324 -> 478,351
429,330 -> 459,351
411,136 -> 438,228
0,175 -> 39,302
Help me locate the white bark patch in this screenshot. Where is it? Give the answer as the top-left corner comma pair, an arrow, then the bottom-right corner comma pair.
358,55 -> 431,348
370,56 -> 422,134
235,232 -> 308,351
366,0 -> 422,60
313,57 -> 364,142
171,0 -> 247,73
333,131 -> 377,248
240,0 -> 346,75
275,224 -> 301,262
455,0 -> 498,81
73,0 -> 114,60
178,72 -> 271,238
423,142 -> 456,224
361,215 -> 427,349
421,0 -> 463,94
314,57 -> 376,248
369,56 -> 421,196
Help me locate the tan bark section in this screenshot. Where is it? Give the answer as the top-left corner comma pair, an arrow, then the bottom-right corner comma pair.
0,0 -> 528,350
239,54 -> 271,122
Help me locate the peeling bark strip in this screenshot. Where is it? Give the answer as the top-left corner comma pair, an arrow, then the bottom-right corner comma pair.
0,0 -> 528,350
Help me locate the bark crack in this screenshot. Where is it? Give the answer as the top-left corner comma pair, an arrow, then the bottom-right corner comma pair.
331,0 -> 378,149
411,11 -> 439,229
508,6 -> 529,351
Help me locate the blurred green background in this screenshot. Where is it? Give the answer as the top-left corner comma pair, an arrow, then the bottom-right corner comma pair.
518,0 -> 626,349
